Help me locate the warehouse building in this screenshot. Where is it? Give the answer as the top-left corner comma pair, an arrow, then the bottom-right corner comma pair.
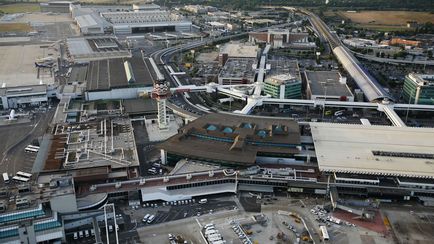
403,73 -> 434,105
101,10 -> 192,35
305,71 -> 354,102
0,85 -> 48,110
75,14 -> 106,35
40,0 -> 78,13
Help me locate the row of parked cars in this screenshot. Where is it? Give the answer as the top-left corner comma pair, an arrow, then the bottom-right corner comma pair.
73,229 -> 94,240
204,223 -> 225,244
232,225 -> 251,244
142,198 -> 207,208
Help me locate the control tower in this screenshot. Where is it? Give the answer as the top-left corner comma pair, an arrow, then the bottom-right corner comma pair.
148,57 -> 170,130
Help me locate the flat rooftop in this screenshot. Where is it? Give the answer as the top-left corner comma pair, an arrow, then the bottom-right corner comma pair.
66,36 -> 131,62
305,71 -> 353,97
220,43 -> 259,59
0,84 -> 47,97
123,98 -> 157,115
267,58 -> 300,80
219,58 -> 256,81
86,57 -> 153,91
0,45 -> 54,86
159,113 -> 301,166
310,123 -> 434,178
48,117 -> 140,170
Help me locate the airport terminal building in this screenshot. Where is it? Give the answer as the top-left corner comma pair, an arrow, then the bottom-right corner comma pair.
159,113 -> 302,166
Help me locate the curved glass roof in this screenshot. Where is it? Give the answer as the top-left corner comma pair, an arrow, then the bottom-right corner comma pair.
222,127 -> 233,133
206,124 -> 217,131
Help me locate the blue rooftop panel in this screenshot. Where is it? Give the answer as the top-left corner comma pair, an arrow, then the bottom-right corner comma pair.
35,221 -> 62,232
0,209 -> 45,224
257,130 -> 267,138
274,125 -> 283,132
222,127 -> 233,134
206,124 -> 217,131
0,228 -> 18,239
242,123 -> 253,129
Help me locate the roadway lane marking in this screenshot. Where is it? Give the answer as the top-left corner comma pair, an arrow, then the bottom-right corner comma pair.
195,218 -> 202,228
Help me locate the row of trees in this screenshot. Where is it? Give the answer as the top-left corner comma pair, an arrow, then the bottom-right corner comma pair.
159,0 -> 434,11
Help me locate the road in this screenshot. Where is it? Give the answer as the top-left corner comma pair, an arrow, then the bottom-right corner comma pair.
147,24 -> 292,116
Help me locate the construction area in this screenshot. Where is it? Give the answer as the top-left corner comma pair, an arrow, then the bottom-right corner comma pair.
135,195 -> 400,244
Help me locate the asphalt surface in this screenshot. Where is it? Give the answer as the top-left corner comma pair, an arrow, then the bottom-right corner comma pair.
69,195 -> 239,243
0,109 -> 55,178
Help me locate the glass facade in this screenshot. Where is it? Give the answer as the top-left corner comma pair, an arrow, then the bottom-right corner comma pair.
403,74 -> 434,105
264,78 -> 301,99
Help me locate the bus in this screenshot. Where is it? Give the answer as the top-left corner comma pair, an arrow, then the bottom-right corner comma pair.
360,118 -> 371,126
12,176 -> 30,183
147,215 -> 155,224
2,173 -> 9,184
16,171 -> 32,179
24,147 -> 38,153
319,225 -> 329,241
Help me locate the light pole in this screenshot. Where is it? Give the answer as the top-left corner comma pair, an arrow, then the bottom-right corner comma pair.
321,79 -> 330,120
103,203 -> 119,244
405,88 -> 416,124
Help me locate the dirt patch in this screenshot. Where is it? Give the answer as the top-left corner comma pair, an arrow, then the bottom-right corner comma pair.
0,23 -> 32,32
334,11 -> 434,31
332,209 -> 388,234
339,11 -> 434,26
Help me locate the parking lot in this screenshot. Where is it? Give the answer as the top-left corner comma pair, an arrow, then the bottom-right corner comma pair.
133,194 -> 400,244
120,195 -> 239,228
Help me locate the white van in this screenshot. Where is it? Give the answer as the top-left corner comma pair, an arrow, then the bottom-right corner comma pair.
73,232 -> 78,240
199,198 -> 208,204
205,230 -> 217,236
148,168 -> 157,174
143,214 -> 150,222
147,215 -> 155,224
204,223 -> 215,229
85,230 -> 89,237
334,110 -> 345,116
79,231 -> 84,238
91,229 -> 95,236
206,226 -> 216,231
